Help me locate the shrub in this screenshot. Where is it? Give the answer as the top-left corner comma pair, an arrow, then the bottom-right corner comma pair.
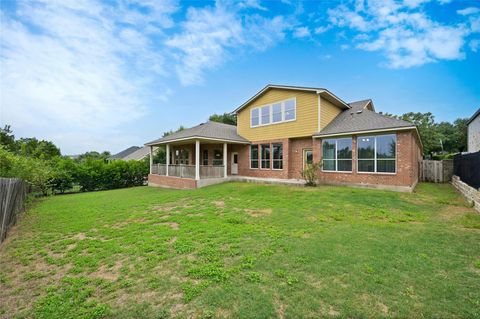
300,161 -> 322,186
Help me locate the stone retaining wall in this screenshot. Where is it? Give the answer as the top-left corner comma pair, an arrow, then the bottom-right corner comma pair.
451,175 -> 480,213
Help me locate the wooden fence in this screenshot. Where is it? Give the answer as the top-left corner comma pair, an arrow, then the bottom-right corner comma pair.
420,160 -> 454,183
0,178 -> 28,243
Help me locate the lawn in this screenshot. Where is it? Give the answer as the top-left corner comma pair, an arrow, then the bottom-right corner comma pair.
0,182 -> 479,318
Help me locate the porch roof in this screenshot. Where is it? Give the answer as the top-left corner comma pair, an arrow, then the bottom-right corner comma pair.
145,121 -> 250,146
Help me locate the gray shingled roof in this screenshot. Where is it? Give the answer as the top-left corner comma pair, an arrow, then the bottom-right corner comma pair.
348,99 -> 372,110
314,107 -> 415,137
109,146 -> 141,160
145,121 -> 250,145
467,108 -> 480,125
122,146 -> 153,161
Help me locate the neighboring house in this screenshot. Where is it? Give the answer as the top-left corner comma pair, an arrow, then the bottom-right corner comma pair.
122,146 -> 156,161
108,146 -> 141,161
145,84 -> 423,191
467,108 -> 480,153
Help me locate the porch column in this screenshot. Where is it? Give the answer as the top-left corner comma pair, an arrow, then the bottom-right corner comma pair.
223,143 -> 228,178
195,140 -> 200,181
149,146 -> 153,174
166,144 -> 170,176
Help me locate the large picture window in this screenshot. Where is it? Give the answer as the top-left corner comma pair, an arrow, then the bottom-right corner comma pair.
250,98 -> 296,127
250,145 -> 259,169
202,150 -> 208,165
358,134 -> 396,173
261,144 -> 270,169
322,138 -> 352,172
272,143 -> 283,170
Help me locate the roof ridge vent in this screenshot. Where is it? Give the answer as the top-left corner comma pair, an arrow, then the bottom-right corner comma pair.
356,110 -> 363,114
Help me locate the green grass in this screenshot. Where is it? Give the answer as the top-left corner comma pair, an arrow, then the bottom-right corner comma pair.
0,182 -> 479,318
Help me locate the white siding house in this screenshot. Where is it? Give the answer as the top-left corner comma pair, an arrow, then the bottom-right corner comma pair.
468,109 -> 480,153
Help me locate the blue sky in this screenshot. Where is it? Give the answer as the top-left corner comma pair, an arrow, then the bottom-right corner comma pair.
1,0 -> 479,154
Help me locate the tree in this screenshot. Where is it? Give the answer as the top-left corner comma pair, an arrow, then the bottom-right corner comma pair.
76,151 -> 111,162
16,137 -> 61,160
209,113 -> 237,125
162,126 -> 185,138
0,125 -> 16,152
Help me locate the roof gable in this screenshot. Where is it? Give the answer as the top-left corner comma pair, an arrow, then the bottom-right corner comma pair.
233,84 -> 350,114
110,146 -> 141,159
467,108 -> 480,125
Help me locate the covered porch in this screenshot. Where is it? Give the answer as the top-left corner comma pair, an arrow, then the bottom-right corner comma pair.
144,121 -> 250,189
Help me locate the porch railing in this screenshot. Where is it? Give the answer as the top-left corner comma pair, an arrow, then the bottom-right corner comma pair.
151,164 -> 225,179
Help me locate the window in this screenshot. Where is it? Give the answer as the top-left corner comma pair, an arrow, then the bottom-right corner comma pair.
303,149 -> 313,170
251,108 -> 259,127
202,149 -> 208,165
261,105 -> 270,125
175,149 -> 189,165
322,138 -> 352,172
250,98 -> 296,127
358,134 -> 396,173
261,144 -> 270,169
284,99 -> 296,121
272,143 -> 283,169
213,149 -> 223,166
250,145 -> 259,169
272,103 -> 282,123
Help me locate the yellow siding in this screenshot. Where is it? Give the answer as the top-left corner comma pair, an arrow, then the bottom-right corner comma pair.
237,89 -> 319,140
320,98 -> 342,129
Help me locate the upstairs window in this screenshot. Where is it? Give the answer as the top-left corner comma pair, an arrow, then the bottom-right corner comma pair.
272,143 -> 283,169
358,134 -> 396,173
251,108 -> 260,127
250,98 -> 296,127
261,105 -> 270,125
322,138 -> 352,172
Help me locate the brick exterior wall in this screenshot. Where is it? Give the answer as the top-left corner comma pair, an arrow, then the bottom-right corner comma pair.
148,174 -> 197,189
234,130 -> 421,188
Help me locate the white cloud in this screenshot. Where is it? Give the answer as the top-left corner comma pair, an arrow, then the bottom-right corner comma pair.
327,0 -> 476,68
166,3 -> 290,85
0,0 -> 177,153
293,26 -> 310,38
237,0 -> 268,11
470,39 -> 480,52
457,7 -> 480,16
314,25 -> 331,34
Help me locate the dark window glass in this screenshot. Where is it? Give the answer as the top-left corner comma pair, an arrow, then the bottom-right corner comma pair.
358,159 -> 375,172
284,99 -> 295,121
376,134 -> 396,159
261,144 -> 270,169
202,150 -> 208,165
358,137 -> 375,159
250,145 -> 258,169
272,143 -> 283,169
213,149 -> 223,166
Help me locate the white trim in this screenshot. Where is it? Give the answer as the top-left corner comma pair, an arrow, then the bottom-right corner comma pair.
313,126 -> 416,138
146,136 -> 250,146
195,140 -> 200,181
250,97 -> 297,128
166,144 -> 170,176
302,148 -> 313,171
260,143 -> 271,170
223,143 -> 228,178
149,146 -> 153,174
356,134 -> 397,174
231,151 -> 239,175
317,94 -> 321,132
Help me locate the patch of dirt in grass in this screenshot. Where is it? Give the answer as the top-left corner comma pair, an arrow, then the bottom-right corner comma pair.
437,205 -> 472,221
213,200 -> 225,208
90,260 -> 123,281
167,237 -> 177,244
159,222 -> 179,230
328,307 -> 340,317
377,302 -> 389,315
186,213 -> 204,217
73,232 -> 86,240
273,294 -> 286,319
244,208 -> 272,217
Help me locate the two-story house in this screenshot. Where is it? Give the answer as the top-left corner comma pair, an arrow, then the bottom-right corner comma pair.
146,85 -> 423,191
